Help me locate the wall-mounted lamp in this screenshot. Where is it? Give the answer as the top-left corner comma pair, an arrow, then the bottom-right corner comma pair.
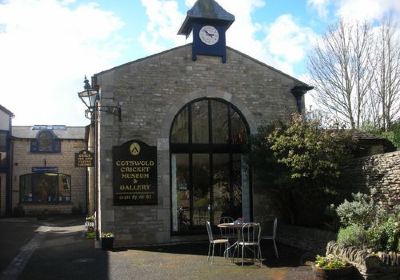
78,76 -> 121,121
291,85 -> 314,114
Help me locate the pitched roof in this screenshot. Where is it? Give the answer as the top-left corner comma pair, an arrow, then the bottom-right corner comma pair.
95,44 -> 309,87
0,104 -> 14,117
12,125 -> 86,140
178,0 -> 235,36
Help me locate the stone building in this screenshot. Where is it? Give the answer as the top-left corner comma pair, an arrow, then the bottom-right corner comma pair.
0,105 -> 14,216
11,125 -> 87,215
87,0 -> 312,246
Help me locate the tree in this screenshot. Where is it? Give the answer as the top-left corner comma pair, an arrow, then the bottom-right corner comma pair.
308,19 -> 400,131
267,114 -> 354,187
370,17 -> 400,131
308,21 -> 373,129
252,115 -> 355,226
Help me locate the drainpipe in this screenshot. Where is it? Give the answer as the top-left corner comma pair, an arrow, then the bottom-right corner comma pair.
291,85 -> 314,114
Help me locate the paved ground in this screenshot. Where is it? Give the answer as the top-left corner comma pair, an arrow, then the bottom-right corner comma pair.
0,216 -> 316,280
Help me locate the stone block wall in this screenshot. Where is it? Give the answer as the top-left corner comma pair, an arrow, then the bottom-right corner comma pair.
326,241 -> 400,280
277,223 -> 337,255
344,151 -> 400,209
12,138 -> 87,215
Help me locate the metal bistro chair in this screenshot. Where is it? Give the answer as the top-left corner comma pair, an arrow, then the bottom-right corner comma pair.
206,221 -> 230,264
262,217 -> 279,258
219,216 -> 236,240
235,222 -> 262,266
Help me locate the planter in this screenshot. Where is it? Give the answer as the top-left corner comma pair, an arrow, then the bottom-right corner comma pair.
312,264 -> 355,280
101,237 -> 114,250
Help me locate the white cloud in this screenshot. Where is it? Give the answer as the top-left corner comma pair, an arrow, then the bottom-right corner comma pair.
337,0 -> 400,22
0,0 -> 128,125
139,0 -> 315,78
307,0 -> 330,18
139,0 -> 188,54
264,14 -> 318,75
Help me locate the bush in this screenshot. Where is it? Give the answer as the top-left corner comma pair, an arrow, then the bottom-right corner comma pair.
315,254 -> 349,269
335,193 -> 400,252
335,193 -> 384,228
337,224 -> 368,248
367,218 -> 400,252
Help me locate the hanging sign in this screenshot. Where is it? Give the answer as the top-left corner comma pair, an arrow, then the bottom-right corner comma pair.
75,150 -> 94,167
113,140 -> 157,205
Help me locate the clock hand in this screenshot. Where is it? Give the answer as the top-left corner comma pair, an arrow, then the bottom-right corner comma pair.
205,30 -> 214,37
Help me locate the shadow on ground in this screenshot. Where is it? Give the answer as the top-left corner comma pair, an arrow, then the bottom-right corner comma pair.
129,240 -> 315,268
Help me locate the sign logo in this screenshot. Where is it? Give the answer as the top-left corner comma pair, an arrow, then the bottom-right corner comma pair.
130,142 -> 141,156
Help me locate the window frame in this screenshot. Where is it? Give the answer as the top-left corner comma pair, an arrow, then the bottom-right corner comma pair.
19,173 -> 72,204
30,130 -> 61,153
170,98 -> 252,234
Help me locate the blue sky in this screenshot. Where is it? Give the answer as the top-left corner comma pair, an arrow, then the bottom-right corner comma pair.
1,0 -> 399,125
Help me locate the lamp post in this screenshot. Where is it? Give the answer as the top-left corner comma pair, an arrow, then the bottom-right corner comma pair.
78,76 -> 121,121
77,76 -> 122,240
78,76 -> 99,122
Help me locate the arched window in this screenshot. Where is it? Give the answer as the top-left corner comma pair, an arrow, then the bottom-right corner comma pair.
170,98 -> 251,234
31,130 -> 61,153
20,173 -> 71,203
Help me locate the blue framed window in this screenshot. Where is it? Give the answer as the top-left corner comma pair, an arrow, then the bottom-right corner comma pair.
30,130 -> 61,153
20,173 -> 71,203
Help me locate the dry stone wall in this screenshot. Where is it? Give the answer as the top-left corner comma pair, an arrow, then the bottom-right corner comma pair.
344,151 -> 400,209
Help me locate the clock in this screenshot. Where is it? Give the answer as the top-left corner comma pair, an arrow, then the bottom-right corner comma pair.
199,25 -> 219,46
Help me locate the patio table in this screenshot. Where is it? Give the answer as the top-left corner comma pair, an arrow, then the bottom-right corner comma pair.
217,222 -> 244,260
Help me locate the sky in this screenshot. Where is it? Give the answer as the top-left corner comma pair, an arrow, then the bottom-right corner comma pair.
1,0 -> 399,126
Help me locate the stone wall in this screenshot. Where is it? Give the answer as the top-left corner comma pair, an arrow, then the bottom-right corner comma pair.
12,138 -> 87,215
326,241 -> 400,280
277,223 -> 337,255
345,151 -> 400,209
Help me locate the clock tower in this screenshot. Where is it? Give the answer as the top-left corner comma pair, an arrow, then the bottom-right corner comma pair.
178,0 -> 235,63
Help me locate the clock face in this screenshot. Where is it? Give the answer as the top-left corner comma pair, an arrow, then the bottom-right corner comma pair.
199,25 -> 219,46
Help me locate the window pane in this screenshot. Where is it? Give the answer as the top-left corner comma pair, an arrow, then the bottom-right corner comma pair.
0,131 -> 7,151
38,131 -> 53,152
20,173 -> 71,203
58,175 -> 71,202
192,154 -> 209,226
231,111 -> 248,144
232,154 -> 244,219
171,107 -> 189,143
211,101 -> 229,144
171,154 -> 190,233
192,100 -> 209,143
212,154 -> 231,224
20,175 -> 33,202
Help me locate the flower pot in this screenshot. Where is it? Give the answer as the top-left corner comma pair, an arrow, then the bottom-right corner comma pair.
101,237 -> 114,250
312,264 -> 355,280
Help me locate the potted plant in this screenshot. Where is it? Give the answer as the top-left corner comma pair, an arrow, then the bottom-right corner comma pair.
312,254 -> 355,280
85,215 -> 95,232
100,232 -> 114,250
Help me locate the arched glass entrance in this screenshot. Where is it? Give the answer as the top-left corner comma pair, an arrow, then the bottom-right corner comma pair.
170,98 -> 251,234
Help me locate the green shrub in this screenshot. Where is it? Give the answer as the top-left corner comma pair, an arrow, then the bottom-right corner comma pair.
336,193 -> 384,228
315,254 -> 349,269
86,231 -> 96,239
367,218 -> 400,252
337,224 -> 368,248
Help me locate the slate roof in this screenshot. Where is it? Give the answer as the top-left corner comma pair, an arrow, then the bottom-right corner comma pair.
0,104 -> 14,117
12,125 -> 86,140
178,0 -> 235,36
